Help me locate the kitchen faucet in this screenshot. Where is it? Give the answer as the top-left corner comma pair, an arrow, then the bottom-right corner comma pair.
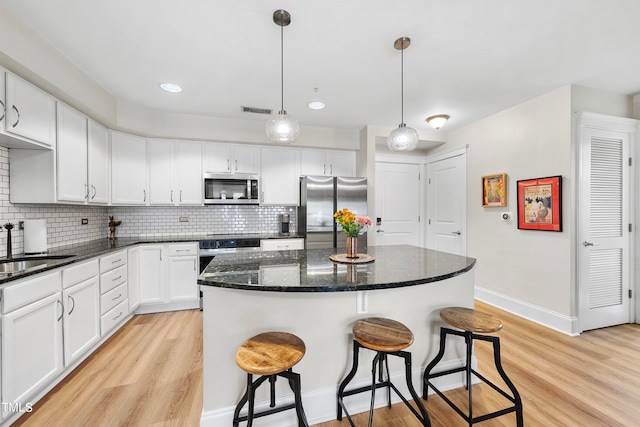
4,223 -> 13,259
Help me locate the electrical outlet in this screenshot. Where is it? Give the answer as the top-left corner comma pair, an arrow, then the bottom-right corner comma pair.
18,221 -> 24,230
179,217 -> 189,222
81,218 -> 89,225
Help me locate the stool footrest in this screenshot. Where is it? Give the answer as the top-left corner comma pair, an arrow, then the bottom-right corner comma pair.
235,402 -> 297,424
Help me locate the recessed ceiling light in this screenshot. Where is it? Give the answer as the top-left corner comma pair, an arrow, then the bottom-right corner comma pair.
159,83 -> 183,93
308,101 -> 325,110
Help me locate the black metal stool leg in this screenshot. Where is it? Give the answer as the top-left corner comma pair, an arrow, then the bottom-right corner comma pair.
269,375 -> 277,408
489,336 -> 523,427
232,374 -> 250,427
465,331 -> 474,425
423,326 -> 449,399
280,369 -> 310,427
368,352 -> 381,427
399,350 -> 431,426
337,340 -> 361,424
246,373 -> 256,427
383,353 -> 392,408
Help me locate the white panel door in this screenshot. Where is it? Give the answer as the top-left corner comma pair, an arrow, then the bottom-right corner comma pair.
578,123 -> 632,331
375,162 -> 420,246
167,256 -> 199,302
426,154 -> 467,256
56,103 -> 88,203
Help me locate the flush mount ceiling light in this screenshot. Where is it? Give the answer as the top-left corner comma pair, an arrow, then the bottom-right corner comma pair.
159,82 -> 182,93
426,114 -> 450,129
266,9 -> 300,144
308,101 -> 325,110
387,37 -> 418,152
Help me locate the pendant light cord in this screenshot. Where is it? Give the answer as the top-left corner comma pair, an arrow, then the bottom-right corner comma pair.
280,22 -> 284,112
400,42 -> 404,125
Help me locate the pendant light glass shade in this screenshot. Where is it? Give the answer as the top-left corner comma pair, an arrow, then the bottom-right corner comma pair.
387,36 -> 418,152
266,9 -> 299,144
266,110 -> 300,144
388,124 -> 419,152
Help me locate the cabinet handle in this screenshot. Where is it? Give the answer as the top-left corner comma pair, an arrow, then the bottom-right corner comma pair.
68,295 -> 76,315
112,293 -> 122,301
113,311 -> 123,321
180,190 -> 183,203
227,158 -> 230,172
143,189 -> 147,202
91,185 -> 97,200
0,99 -> 5,122
84,183 -> 89,200
57,299 -> 64,321
171,190 -> 174,203
193,259 -> 196,271
112,275 -> 122,281
330,164 -> 333,175
261,191 -> 264,203
112,258 -> 122,264
11,105 -> 20,128
235,159 -> 238,171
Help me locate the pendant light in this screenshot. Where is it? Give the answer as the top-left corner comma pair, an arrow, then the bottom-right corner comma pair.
387,37 -> 418,152
266,9 -> 300,144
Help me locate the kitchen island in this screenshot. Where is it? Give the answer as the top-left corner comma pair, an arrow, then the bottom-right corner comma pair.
198,245 -> 476,427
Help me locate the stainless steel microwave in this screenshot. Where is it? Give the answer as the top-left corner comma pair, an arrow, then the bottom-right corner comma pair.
203,173 -> 259,204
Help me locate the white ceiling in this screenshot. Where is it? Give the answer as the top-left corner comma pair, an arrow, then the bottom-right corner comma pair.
2,0 -> 640,135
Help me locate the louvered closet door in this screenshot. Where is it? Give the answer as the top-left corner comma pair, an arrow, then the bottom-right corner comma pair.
579,126 -> 631,331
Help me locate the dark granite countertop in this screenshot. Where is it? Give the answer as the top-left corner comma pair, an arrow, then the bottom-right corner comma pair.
198,245 -> 476,292
0,233 -> 304,285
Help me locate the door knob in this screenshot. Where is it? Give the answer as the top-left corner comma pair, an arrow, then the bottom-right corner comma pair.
377,229 -> 385,233
583,241 -> 600,247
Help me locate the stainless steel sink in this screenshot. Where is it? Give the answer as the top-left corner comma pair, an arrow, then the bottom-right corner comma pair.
0,254 -> 75,274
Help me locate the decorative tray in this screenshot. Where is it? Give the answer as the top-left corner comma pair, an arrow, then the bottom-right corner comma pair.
329,253 -> 375,264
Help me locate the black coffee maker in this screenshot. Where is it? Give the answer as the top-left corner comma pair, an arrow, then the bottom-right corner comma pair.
280,214 -> 290,235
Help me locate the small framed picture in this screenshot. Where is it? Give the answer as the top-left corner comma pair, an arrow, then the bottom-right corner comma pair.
517,176 -> 562,231
482,173 -> 507,207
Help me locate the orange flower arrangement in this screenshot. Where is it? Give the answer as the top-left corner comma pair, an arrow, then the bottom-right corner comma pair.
334,208 -> 372,238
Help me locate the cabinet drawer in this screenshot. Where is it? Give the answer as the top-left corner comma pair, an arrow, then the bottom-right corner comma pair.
100,265 -> 127,294
99,250 -> 127,273
63,259 -> 99,288
167,243 -> 198,257
260,238 -> 304,251
100,283 -> 128,315
2,271 -> 61,313
101,299 -> 129,335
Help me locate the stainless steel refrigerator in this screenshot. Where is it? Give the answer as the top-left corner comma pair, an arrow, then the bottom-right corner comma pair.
298,176 -> 368,250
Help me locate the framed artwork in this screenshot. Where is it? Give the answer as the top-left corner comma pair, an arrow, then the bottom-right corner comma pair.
517,175 -> 562,231
482,173 -> 507,207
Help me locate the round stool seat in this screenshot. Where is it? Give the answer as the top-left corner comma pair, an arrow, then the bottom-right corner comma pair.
352,317 -> 414,352
440,307 -> 503,334
235,332 -> 306,376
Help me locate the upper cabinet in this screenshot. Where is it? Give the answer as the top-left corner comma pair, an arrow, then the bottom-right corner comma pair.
148,139 -> 174,205
260,147 -> 299,206
56,103 -> 88,203
87,120 -> 110,204
300,149 -> 355,177
175,141 -> 202,205
1,72 -> 56,149
148,139 -> 202,206
203,143 -> 259,174
111,132 -> 147,205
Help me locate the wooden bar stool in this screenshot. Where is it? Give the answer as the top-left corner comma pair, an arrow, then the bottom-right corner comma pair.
337,317 -> 431,427
423,307 -> 523,427
233,332 -> 309,427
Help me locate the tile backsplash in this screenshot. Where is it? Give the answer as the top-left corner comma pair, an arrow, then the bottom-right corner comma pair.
0,146 -> 297,258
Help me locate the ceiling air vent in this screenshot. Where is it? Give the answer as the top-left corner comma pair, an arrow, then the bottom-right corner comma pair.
241,106 -> 272,115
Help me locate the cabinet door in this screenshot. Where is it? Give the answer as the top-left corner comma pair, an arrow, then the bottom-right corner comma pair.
127,247 -> 140,312
111,132 -> 147,205
167,255 -> 199,302
5,73 -> 56,147
202,143 -> 231,173
0,68 -> 6,134
138,245 -> 164,304
175,141 -> 202,205
261,147 -> 299,205
2,293 -> 63,415
87,120 -> 110,204
328,151 -> 355,177
300,150 -> 328,176
148,139 -> 175,205
63,277 -> 100,366
232,145 -> 259,174
56,103 -> 88,203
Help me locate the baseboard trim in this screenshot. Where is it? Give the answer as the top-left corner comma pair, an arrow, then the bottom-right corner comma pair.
200,358 -> 471,427
475,286 -> 579,336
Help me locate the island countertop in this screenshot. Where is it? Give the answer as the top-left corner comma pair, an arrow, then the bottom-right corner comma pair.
198,245 -> 476,292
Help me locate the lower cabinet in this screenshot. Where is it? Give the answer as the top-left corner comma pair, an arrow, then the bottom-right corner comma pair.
138,243 -> 199,313
99,250 -> 129,336
1,273 -> 63,418
62,276 -> 100,366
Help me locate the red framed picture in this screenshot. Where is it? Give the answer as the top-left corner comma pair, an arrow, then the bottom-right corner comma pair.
517,176 -> 562,231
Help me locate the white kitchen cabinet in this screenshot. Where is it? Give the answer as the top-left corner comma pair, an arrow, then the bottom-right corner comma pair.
138,245 -> 165,305
87,120 -> 110,204
203,142 -> 259,174
1,272 -> 63,417
300,149 -> 355,177
260,238 -> 304,251
62,259 -> 100,366
111,131 -> 148,205
148,139 -> 175,205
99,250 -> 129,335
137,243 -> 199,313
3,72 -> 56,148
57,102 -> 88,202
260,147 -> 299,205
63,277 -> 100,366
175,141 -> 203,205
128,247 -> 140,312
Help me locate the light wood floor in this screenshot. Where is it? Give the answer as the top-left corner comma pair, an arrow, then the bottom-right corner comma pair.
13,301 -> 640,426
